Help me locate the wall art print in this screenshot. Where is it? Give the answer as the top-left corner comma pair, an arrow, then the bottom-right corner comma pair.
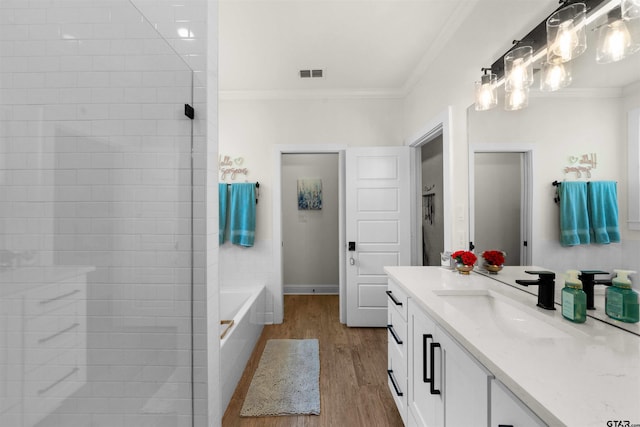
297,178 -> 322,210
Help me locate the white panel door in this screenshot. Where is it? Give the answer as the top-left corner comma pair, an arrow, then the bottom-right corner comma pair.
346,147 -> 411,327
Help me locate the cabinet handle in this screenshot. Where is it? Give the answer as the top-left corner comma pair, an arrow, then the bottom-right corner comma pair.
38,322 -> 80,344
37,367 -> 79,395
385,290 -> 402,306
422,334 -> 433,383
429,342 -> 441,395
387,369 -> 404,397
498,425 -> 514,427
39,289 -> 80,305
387,324 -> 403,345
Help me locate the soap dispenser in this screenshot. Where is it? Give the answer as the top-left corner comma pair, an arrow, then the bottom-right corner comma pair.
562,270 -> 587,323
605,270 -> 639,323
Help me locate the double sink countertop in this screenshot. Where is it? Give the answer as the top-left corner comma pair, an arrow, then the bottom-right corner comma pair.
384,265 -> 640,427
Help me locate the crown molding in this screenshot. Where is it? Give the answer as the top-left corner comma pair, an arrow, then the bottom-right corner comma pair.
218,88 -> 405,101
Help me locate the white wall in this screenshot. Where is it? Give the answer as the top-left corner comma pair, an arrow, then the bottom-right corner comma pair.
282,153 -> 339,293
218,97 -> 403,320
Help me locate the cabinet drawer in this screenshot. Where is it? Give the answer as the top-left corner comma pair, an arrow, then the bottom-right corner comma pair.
24,278 -> 85,318
387,279 -> 408,321
388,341 -> 407,424
387,307 -> 406,360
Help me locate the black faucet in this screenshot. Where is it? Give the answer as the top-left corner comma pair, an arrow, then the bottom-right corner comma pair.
579,270 -> 611,310
515,270 -> 556,310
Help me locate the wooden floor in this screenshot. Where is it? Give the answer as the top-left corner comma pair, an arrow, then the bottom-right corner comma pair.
222,295 -> 404,427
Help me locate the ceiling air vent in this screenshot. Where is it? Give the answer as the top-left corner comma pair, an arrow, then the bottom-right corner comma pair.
299,69 -> 323,78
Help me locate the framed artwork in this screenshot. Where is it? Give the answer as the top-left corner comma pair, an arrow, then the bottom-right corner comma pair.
297,178 -> 322,210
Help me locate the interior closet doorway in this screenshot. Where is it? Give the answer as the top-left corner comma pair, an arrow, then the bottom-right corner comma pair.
419,137 -> 445,266
281,153 -> 340,295
469,146 -> 533,266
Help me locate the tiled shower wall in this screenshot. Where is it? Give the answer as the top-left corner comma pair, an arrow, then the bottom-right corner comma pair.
0,0 -> 209,425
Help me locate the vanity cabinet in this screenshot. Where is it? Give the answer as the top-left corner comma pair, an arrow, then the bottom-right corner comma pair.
387,279 -> 409,424
407,300 -> 491,427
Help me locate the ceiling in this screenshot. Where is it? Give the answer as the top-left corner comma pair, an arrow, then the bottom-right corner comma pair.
218,0 -> 640,97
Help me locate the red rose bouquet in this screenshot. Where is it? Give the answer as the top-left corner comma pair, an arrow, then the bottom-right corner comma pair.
451,250 -> 477,266
482,250 -> 505,266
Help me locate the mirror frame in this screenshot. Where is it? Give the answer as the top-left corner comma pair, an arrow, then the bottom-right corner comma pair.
629,107 -> 640,231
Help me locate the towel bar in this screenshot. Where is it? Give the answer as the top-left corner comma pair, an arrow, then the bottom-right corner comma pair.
220,319 -> 235,339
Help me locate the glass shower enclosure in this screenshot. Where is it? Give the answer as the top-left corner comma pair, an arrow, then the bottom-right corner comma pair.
1,1 -> 195,425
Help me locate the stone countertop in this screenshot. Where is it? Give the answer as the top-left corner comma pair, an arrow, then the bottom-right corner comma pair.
385,265 -> 640,427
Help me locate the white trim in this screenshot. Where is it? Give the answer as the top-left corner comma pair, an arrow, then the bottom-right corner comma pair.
272,145 -> 347,325
629,108 -> 640,231
284,284 -> 339,295
468,144 -> 535,265
219,89 -> 404,101
406,107 -> 453,263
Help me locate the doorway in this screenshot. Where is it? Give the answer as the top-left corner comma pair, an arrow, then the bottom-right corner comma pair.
281,153 -> 340,294
419,137 -> 445,266
469,146 -> 533,265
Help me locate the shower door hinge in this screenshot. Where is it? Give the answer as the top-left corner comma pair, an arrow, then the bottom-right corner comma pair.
184,104 -> 194,120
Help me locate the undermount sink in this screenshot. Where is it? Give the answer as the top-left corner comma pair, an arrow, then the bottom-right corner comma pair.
432,289 -> 575,340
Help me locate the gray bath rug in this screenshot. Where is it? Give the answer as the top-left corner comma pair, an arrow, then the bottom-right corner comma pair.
240,338 -> 320,417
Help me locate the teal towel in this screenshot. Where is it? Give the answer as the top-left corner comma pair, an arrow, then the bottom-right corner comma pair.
558,182 -> 590,246
219,183 -> 228,244
229,183 -> 256,247
588,181 -> 620,244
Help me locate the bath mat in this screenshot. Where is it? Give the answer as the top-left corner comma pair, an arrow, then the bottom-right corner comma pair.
240,338 -> 320,417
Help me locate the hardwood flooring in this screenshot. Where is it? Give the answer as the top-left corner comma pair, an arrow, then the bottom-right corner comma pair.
222,295 -> 404,427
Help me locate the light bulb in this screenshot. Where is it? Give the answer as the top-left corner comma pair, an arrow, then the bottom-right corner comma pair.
540,61 -> 572,92
554,21 -> 579,61
474,73 -> 497,111
597,19 -> 632,63
505,87 -> 529,111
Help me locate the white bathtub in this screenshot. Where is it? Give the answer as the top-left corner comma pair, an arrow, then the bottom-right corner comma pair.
220,285 -> 266,413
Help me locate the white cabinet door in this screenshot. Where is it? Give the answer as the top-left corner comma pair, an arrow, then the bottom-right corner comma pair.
346,147 -> 411,326
408,300 -> 444,427
438,325 -> 491,427
408,300 -> 492,427
491,379 -> 547,427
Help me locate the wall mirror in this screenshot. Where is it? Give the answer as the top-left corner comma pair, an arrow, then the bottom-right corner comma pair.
468,3 -> 640,335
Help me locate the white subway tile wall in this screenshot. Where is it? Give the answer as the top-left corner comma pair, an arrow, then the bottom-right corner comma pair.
0,0 -> 208,426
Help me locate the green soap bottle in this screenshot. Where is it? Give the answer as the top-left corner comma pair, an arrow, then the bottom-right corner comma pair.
605,270 -> 639,323
562,270 -> 587,323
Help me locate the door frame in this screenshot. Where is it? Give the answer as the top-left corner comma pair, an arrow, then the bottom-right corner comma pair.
468,143 -> 534,265
272,144 -> 347,324
407,107 -> 454,263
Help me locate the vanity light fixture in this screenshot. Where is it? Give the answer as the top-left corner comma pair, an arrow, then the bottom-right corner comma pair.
474,68 -> 498,111
596,6 -> 640,63
540,60 -> 572,91
546,2 -> 588,63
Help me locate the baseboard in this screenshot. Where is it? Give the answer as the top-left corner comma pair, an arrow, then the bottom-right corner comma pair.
284,284 -> 339,295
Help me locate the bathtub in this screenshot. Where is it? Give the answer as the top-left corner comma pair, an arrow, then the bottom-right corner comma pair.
220,285 -> 266,413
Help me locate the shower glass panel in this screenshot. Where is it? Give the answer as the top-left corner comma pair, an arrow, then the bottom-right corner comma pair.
0,1 -> 194,426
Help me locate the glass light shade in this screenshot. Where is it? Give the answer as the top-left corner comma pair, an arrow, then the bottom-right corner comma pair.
474,73 -> 498,111
504,46 -> 533,91
540,60 -> 572,91
622,0 -> 640,19
504,87 -> 529,111
546,3 -> 587,64
596,9 -> 640,63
